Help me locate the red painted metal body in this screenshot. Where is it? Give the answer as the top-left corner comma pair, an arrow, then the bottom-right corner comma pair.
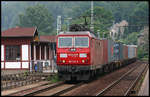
123,45 -> 128,59
102,39 -> 108,65
56,32 -> 109,68
90,39 -> 102,66
56,34 -> 91,66
56,31 -> 137,81
90,39 -> 109,66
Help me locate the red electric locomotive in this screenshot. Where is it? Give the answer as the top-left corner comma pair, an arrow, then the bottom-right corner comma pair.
56,31 -> 137,81
56,31 -> 104,81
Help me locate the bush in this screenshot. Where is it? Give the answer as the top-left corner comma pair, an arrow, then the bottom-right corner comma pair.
47,74 -> 61,83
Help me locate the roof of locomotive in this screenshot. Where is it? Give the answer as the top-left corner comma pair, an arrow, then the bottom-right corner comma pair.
58,31 -> 96,38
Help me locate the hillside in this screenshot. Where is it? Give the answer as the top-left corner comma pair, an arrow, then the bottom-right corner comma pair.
2,1 -> 148,32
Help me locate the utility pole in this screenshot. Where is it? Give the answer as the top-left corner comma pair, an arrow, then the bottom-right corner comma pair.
97,30 -> 100,39
66,18 -> 72,31
90,1 -> 94,32
57,16 -> 61,35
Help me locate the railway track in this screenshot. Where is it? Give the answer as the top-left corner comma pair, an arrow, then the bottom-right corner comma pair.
96,62 -> 148,96
6,61 -> 148,96
51,82 -> 84,96
7,81 -> 64,96
33,82 -> 84,96
61,61 -> 147,96
7,81 -> 83,96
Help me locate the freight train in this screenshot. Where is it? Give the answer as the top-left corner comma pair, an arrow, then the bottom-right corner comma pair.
56,31 -> 137,81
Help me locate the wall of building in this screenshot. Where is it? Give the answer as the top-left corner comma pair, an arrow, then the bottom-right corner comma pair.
1,37 -> 32,71
1,44 -> 30,70
1,37 -> 56,74
1,45 -> 4,69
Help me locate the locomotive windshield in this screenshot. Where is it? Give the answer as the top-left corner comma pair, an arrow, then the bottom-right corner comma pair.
75,37 -> 89,47
58,36 -> 89,48
58,37 -> 73,47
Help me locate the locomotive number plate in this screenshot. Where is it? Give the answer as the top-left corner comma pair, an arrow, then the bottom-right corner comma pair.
69,60 -> 79,63
68,54 -> 78,57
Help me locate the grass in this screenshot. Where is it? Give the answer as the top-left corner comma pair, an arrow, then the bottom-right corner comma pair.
141,58 -> 149,62
47,74 -> 61,83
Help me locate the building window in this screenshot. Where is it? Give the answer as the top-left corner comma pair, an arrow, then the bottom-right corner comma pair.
5,45 -> 21,61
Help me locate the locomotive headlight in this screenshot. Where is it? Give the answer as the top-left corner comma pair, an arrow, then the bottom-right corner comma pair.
82,60 -> 85,63
60,53 -> 67,58
62,60 -> 65,63
79,53 -> 87,58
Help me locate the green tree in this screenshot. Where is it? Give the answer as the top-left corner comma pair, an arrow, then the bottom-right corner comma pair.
70,6 -> 114,37
117,27 -> 121,40
138,27 -> 149,60
122,26 -> 129,39
2,1 -> 148,33
128,2 -> 149,33
17,4 -> 54,35
120,32 -> 139,45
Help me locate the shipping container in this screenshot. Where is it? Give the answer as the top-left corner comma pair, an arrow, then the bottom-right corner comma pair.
119,43 -> 124,61
135,46 -> 137,57
128,45 -> 134,58
91,39 -> 104,66
123,44 -> 128,59
102,39 -> 108,64
128,45 -> 137,58
113,42 -> 124,61
123,44 -> 125,59
114,42 -> 120,61
108,39 -> 115,63
125,45 -> 128,59
134,45 -> 137,58
113,42 -> 119,61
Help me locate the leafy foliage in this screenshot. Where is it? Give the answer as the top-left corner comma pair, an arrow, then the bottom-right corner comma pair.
2,1 -> 149,60
128,2 -> 149,33
47,74 -> 61,83
120,32 -> 139,45
2,1 -> 148,33
70,6 -> 114,37
17,4 -> 54,35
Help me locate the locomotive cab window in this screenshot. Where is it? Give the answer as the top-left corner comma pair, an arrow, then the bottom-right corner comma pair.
75,37 -> 89,47
58,37 -> 73,48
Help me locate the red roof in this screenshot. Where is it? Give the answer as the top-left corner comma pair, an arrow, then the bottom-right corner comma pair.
2,27 -> 37,37
39,35 -> 56,42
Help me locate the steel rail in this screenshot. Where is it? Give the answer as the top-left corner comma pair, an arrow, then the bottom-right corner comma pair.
7,81 -> 64,96
51,82 -> 84,96
124,63 -> 148,96
25,81 -> 64,96
96,63 -> 140,96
